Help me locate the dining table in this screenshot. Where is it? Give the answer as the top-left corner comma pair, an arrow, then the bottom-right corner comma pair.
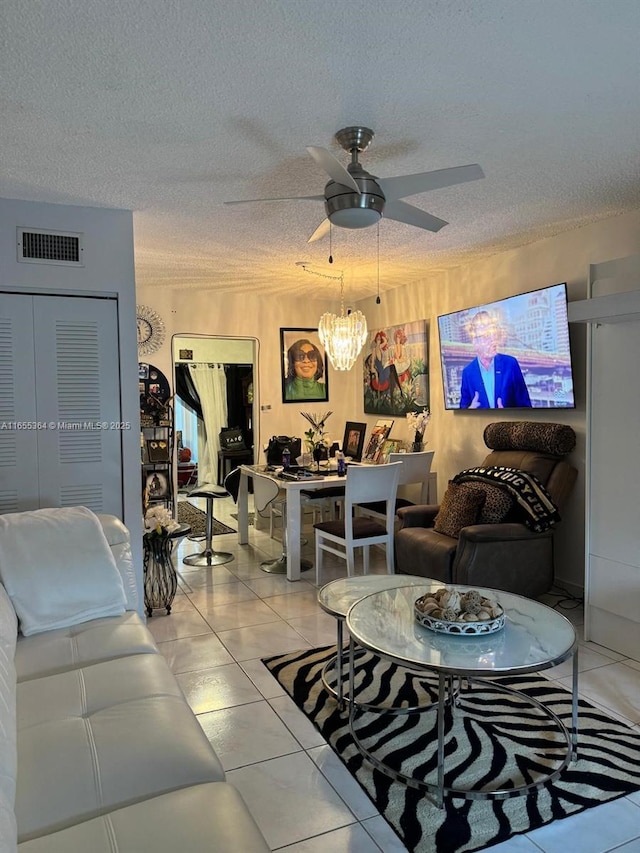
237,463 -> 346,581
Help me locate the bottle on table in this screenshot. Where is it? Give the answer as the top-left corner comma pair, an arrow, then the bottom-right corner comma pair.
282,446 -> 291,470
336,451 -> 346,477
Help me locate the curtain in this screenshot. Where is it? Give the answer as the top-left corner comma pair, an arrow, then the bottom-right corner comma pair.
175,364 -> 203,419
225,365 -> 252,436
174,400 -> 199,462
188,364 -> 228,484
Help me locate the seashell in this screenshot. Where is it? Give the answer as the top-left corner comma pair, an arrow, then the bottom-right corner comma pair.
477,610 -> 491,621
431,608 -> 444,619
441,590 -> 462,612
463,612 -> 477,621
441,606 -> 457,622
461,590 -> 482,612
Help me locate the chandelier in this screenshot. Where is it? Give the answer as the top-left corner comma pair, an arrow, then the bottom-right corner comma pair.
298,264 -> 368,371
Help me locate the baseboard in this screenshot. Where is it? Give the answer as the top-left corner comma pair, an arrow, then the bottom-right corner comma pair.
552,575 -> 584,600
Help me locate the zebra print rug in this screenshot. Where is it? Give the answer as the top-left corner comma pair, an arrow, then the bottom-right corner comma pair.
263,645 -> 640,853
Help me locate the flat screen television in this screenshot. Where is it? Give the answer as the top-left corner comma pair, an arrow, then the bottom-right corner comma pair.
437,283 -> 575,410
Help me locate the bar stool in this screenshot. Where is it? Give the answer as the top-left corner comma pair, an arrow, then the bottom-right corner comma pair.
182,485 -> 234,567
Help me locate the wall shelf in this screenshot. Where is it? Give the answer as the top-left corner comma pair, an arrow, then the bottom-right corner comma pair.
568,289 -> 640,324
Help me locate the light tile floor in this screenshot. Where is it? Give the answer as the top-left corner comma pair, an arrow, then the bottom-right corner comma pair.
147,495 -> 640,852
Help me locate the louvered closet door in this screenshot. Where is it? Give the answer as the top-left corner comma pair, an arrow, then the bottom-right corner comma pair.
32,296 -> 122,516
0,293 -> 40,512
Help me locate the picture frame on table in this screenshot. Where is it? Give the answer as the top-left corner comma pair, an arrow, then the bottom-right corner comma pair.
280,327 -> 329,403
380,438 -> 406,463
363,418 -> 394,463
342,421 -> 367,462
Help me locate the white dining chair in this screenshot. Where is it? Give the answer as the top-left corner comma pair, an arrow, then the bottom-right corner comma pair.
355,450 -> 435,523
314,462 -> 402,584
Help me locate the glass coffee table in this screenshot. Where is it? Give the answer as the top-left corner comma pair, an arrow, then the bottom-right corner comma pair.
346,580 -> 579,808
318,575 -> 427,708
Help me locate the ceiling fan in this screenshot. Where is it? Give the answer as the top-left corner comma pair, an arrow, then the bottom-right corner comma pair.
225,126 -> 484,243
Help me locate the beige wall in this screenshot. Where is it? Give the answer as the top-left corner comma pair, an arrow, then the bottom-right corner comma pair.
137,207 -> 640,592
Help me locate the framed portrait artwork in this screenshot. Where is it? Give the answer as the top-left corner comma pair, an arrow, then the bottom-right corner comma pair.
144,470 -> 170,501
342,421 -> 366,462
280,328 -> 329,404
363,320 -> 429,416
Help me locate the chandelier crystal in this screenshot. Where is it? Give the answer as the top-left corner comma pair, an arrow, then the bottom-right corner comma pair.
318,307 -> 368,371
297,264 -> 367,371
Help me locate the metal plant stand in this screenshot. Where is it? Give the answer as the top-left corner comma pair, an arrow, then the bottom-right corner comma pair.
143,523 -> 190,616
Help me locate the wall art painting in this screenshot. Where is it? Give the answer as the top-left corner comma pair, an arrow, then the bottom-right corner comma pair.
363,320 -> 429,416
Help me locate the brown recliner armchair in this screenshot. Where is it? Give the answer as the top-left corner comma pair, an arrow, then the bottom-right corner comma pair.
394,422 -> 578,599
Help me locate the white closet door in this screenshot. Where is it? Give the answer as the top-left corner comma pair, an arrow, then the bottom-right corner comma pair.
0,293 -> 39,512
587,319 -> 640,654
33,296 -> 123,516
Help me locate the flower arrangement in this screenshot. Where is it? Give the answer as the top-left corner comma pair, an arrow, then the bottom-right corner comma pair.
143,505 -> 180,539
300,411 -> 332,453
406,408 -> 430,447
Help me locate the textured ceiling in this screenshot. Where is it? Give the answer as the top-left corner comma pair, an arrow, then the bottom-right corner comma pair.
1,0 -> 640,300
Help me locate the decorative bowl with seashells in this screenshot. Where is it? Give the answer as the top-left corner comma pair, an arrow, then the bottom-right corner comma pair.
414,587 -> 505,635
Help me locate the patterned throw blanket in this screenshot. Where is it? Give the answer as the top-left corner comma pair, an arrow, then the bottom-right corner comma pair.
452,466 -> 560,533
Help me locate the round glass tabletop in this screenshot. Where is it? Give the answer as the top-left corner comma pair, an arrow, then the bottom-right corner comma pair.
318,574 -> 427,619
346,581 -> 577,676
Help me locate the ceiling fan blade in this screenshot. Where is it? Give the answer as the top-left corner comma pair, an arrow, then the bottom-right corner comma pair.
384,200 -> 448,233
379,164 -> 484,202
307,219 -> 331,243
306,146 -> 361,194
224,195 -> 324,205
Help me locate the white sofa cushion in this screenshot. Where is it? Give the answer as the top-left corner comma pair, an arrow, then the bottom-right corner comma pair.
0,507 -> 126,636
0,791 -> 17,853
17,783 -> 270,852
96,514 -> 138,611
0,585 -> 18,853
0,587 -> 17,787
16,654 -> 225,841
15,612 -> 158,682
17,654 -> 185,729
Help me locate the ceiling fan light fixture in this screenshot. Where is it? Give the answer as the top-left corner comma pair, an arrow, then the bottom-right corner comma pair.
318,308 -> 368,371
328,207 -> 381,229
227,125 -> 484,242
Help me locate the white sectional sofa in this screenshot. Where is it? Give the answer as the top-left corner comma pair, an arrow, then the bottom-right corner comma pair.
0,507 -> 270,852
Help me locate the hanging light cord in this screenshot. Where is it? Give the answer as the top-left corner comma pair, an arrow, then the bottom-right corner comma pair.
298,264 -> 345,314
298,264 -> 343,282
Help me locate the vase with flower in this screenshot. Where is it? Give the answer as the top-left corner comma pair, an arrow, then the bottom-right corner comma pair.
300,411 -> 332,472
143,506 -> 180,616
406,408 -> 430,452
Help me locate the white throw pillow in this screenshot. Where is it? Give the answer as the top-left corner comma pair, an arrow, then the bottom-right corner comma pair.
0,507 -> 126,637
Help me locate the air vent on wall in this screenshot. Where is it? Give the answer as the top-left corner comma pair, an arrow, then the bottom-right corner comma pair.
17,227 -> 84,267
